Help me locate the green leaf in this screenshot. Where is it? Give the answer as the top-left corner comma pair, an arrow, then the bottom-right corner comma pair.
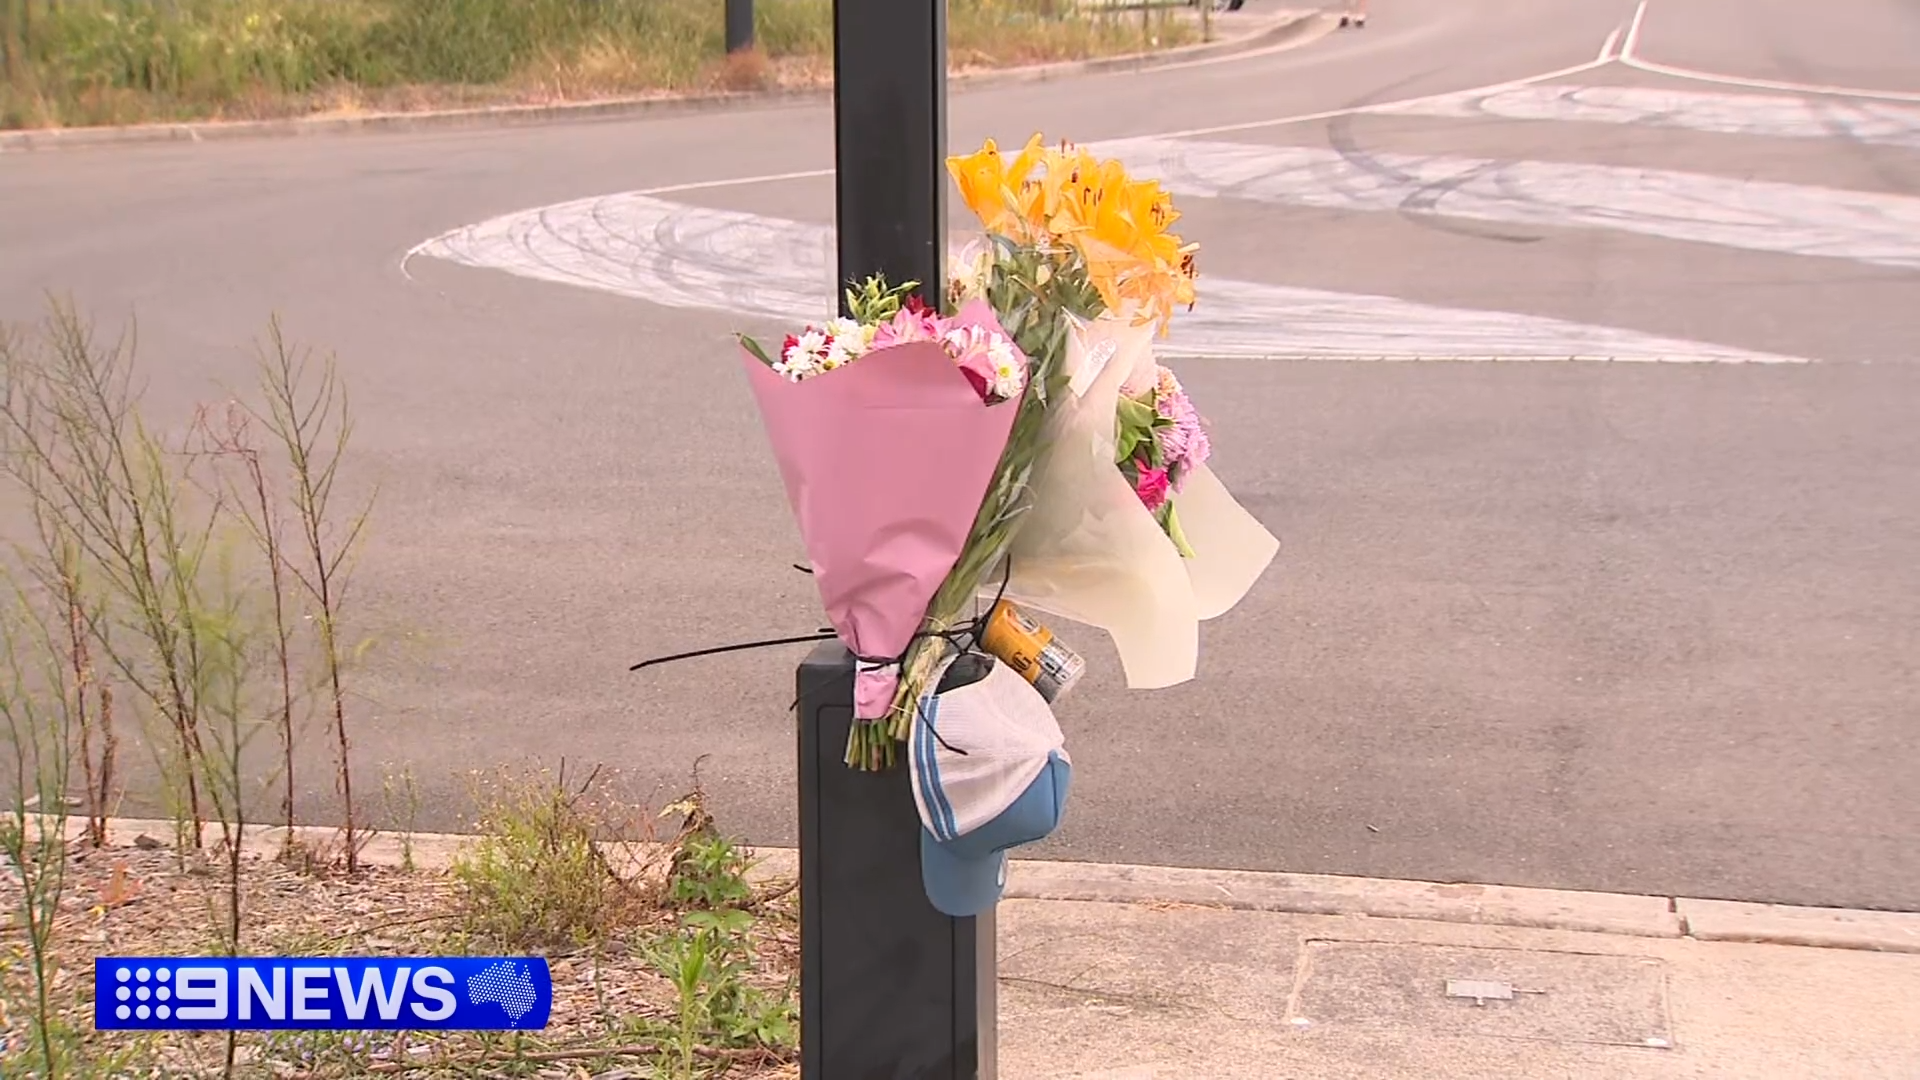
1115,395 -> 1156,431
738,334 -> 776,367
844,274 -> 922,323
1162,501 -> 1197,558
1115,395 -> 1161,467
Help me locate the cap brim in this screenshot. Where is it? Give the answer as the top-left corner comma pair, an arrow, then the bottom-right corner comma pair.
920,836 -> 1010,918
920,752 -> 1071,918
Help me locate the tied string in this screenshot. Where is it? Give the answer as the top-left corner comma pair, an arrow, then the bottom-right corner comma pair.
627,556 -> 1017,757
626,629 -> 840,672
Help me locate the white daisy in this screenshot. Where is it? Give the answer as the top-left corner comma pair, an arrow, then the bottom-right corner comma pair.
826,317 -> 865,351
987,337 -> 1025,399
823,337 -> 853,370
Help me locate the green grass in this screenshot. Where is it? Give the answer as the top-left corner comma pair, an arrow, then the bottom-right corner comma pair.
0,0 -> 1196,129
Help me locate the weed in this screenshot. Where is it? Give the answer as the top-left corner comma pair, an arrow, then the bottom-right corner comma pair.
0,600 -> 80,1077
378,761 -> 420,871
642,779 -> 796,1077
646,913 -> 797,1078
249,322 -> 373,874
665,832 -> 755,912
450,763 -> 649,951
184,542 -> 275,1076
0,300 -> 374,1079
194,400 -> 300,851
0,304 -> 221,852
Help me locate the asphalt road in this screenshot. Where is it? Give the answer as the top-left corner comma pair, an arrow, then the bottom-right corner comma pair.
3,0 -> 1918,910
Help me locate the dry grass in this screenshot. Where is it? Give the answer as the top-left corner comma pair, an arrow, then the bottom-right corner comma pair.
0,749 -> 798,1076
0,838 -> 800,1077
0,0 -> 1199,130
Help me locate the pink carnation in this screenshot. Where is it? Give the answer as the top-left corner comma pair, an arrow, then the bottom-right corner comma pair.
1134,463 -> 1172,511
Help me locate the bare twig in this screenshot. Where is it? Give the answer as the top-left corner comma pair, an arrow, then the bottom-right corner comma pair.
193,401 -> 301,852
56,529 -> 113,847
0,302 -> 217,850
321,911 -> 461,945
747,879 -> 798,909
249,320 -> 374,873
0,548 -> 95,1075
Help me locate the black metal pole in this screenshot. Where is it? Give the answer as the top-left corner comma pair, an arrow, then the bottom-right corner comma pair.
725,0 -> 754,54
831,0 -> 948,310
799,643 -> 996,1080
804,4 -> 992,1077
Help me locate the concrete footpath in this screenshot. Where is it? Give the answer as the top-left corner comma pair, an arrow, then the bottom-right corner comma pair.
992,858 -> 1920,1078
71,819 -> 1920,1078
994,896 -> 1920,1079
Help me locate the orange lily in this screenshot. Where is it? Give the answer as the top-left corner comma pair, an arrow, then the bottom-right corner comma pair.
947,134 -> 1202,333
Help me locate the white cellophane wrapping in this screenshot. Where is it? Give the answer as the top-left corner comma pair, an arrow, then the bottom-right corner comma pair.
997,312 -> 1280,689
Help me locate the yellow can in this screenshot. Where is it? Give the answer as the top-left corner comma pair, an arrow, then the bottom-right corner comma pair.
980,601 -> 1085,704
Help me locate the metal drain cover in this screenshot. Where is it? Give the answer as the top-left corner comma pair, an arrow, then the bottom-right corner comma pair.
1445,979 -> 1543,1004
1287,941 -> 1673,1048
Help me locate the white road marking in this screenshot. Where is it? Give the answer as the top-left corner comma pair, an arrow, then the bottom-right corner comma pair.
398,24 -> 1892,367
411,194 -> 1811,363
1097,135 -> 1920,270
1617,0 -> 1920,103
396,49 -> 1613,279
639,168 -> 837,197
1372,84 -> 1920,152
1111,56 -> 1616,142
1597,26 -> 1623,65
1622,0 -> 1651,64
1620,54 -> 1920,104
400,76 -> 1920,279
394,40 -> 1642,280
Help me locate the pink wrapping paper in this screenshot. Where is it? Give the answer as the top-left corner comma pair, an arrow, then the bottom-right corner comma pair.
742,327 -> 1019,720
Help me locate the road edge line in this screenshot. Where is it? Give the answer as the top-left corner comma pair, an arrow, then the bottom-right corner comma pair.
52,815 -> 1920,953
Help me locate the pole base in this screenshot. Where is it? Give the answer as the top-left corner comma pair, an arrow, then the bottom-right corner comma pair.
798,644 -> 997,1080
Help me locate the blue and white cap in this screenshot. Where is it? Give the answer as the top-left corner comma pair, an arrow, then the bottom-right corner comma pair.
910,654 -> 1072,917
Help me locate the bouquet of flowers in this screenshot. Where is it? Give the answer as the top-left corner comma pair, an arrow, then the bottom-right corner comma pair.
956,144 -> 1279,692
752,282 -> 1027,402
737,281 -> 1032,764
1116,362 -> 1211,557
734,134 -> 1273,768
868,136 -> 1213,762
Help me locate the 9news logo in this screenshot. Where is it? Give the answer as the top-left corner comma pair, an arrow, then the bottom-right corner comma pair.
95,957 -> 552,1032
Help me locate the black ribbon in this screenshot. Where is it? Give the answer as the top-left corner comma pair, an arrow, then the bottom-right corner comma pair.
625,555 -> 1018,758
627,630 -> 839,672
628,555 -> 1014,675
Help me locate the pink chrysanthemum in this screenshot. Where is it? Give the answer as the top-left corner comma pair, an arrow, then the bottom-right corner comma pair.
1151,366 -> 1211,484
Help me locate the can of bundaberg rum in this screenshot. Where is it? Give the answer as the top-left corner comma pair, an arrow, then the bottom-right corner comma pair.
981,600 -> 1086,704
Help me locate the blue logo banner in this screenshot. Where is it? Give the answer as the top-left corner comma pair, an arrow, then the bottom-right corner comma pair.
94,957 -> 552,1031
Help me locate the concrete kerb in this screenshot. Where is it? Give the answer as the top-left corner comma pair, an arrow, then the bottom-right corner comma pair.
950,9 -> 1328,85
1676,896 -> 1920,953
0,11 -> 1322,153
49,815 -> 1920,955
1004,858 -> 1684,938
